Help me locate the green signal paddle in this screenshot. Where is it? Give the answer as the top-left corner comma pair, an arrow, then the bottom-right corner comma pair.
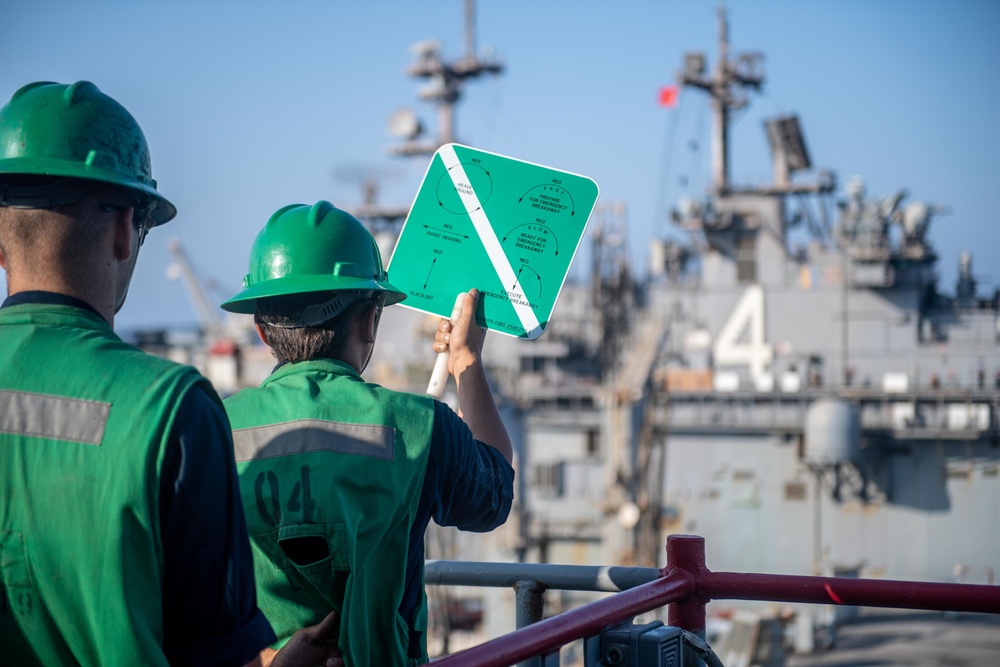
386,143 -> 599,397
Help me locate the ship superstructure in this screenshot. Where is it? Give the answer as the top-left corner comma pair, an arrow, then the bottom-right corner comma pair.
148,4 -> 1000,659
479,6 -> 1000,623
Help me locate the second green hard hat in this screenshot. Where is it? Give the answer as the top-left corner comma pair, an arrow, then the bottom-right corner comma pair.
221,201 -> 406,314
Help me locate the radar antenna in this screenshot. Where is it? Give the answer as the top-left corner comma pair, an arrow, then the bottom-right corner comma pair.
344,0 -> 504,230
388,0 -> 503,157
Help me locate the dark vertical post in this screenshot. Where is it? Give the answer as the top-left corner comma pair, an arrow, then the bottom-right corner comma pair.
514,579 -> 548,667
666,535 -> 706,633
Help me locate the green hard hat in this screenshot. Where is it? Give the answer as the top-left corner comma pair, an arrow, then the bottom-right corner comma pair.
221,200 -> 406,315
0,81 -> 176,225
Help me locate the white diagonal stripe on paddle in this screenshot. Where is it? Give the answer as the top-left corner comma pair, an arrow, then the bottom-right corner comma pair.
439,145 -> 542,337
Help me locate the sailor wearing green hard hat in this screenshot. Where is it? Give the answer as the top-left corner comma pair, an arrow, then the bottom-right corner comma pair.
0,80 -> 176,314
0,82 -> 341,667
221,200 -> 515,665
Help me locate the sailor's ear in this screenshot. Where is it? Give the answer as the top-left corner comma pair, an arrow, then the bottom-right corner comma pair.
112,207 -> 134,262
362,302 -> 379,344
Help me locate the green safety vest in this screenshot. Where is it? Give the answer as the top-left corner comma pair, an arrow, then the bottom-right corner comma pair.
0,303 -> 209,666
224,358 -> 435,667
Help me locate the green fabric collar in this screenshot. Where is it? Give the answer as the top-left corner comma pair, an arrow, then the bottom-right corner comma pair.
0,298 -> 112,331
262,357 -> 361,386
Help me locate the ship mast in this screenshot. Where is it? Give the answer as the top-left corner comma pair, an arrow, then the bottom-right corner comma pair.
389,0 -> 503,157
679,7 -> 764,194
672,6 -> 835,263
347,0 -> 503,228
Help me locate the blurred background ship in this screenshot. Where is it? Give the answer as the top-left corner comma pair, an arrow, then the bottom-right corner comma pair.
134,3 -> 1000,663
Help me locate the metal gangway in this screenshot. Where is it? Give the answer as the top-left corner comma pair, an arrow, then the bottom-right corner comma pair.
425,534 -> 1000,666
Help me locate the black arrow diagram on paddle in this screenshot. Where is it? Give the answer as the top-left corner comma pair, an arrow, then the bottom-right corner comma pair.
513,264 -> 543,300
423,224 -> 468,239
517,184 -> 577,216
502,223 -> 560,256
424,258 -> 437,289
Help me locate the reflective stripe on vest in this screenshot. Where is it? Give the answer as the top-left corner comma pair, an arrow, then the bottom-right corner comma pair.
232,419 -> 395,462
0,389 -> 110,445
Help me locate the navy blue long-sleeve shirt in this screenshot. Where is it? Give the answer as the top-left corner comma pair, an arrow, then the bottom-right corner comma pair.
399,400 -> 515,638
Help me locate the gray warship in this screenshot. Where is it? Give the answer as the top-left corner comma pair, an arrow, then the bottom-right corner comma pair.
426,3 -> 1000,576
151,3 -> 1000,661
349,6 -> 1000,659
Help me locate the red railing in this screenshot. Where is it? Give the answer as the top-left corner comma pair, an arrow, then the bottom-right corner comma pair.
431,534 -> 1000,667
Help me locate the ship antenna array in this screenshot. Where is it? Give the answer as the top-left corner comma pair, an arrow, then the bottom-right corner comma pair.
678,6 -> 765,194
346,0 -> 504,228
387,0 -> 504,157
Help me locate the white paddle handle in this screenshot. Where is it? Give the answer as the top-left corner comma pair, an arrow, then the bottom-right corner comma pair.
426,293 -> 467,398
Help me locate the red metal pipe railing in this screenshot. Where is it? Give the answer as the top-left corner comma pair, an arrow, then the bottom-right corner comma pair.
431,567 -> 694,667
668,535 -> 1000,626
701,571 -> 1000,613
431,534 -> 1000,667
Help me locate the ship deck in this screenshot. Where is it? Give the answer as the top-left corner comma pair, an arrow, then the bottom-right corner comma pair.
786,609 -> 1000,666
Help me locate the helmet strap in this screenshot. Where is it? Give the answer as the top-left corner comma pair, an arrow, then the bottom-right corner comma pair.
265,290 -> 374,330
359,294 -> 387,375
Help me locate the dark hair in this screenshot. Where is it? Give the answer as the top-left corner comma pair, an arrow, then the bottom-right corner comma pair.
254,292 -> 376,364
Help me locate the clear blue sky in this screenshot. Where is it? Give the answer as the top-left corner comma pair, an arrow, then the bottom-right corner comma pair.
3,0 -> 998,332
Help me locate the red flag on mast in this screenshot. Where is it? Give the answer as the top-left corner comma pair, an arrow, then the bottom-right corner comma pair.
658,85 -> 679,108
